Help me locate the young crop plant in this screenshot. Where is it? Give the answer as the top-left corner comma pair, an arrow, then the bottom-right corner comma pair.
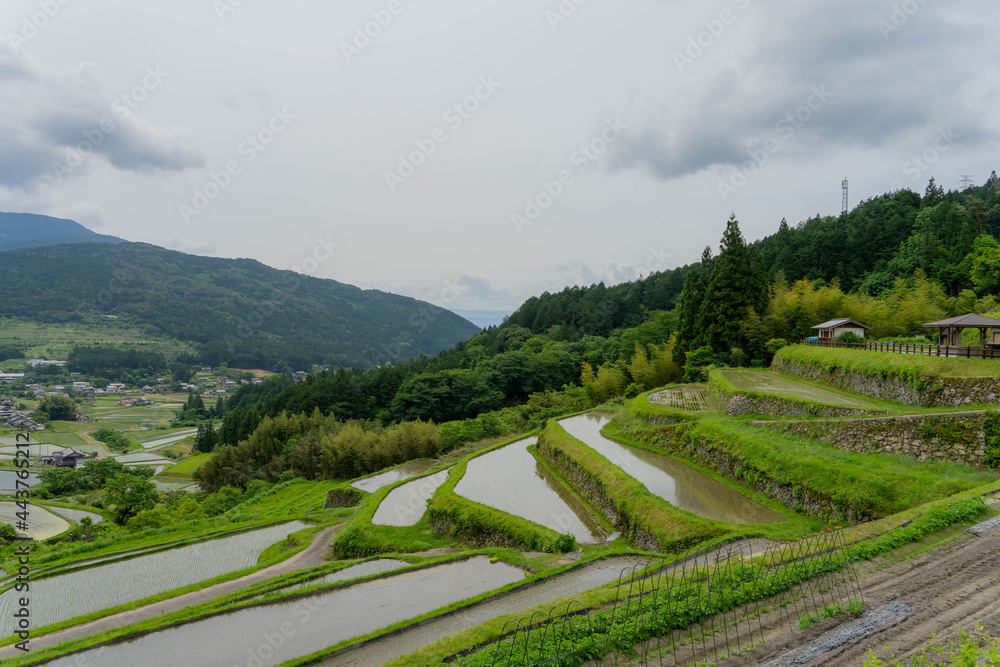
863,625 -> 1000,666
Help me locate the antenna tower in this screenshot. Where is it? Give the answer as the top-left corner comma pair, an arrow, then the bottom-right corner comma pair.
841,177 -> 849,214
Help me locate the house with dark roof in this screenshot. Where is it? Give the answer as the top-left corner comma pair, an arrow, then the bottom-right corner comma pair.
41,447 -> 92,468
811,318 -> 872,341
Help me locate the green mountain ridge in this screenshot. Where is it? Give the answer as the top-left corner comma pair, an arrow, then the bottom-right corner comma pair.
0,241 -> 480,371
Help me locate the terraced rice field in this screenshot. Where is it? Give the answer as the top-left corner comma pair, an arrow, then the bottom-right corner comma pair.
0,470 -> 38,492
719,369 -> 877,408
559,414 -> 784,525
648,385 -> 717,412
351,459 -> 438,493
454,438 -> 606,543
372,469 -> 451,527
46,505 -> 103,524
139,429 -> 198,450
0,501 -> 70,540
44,557 -> 525,667
0,521 -> 308,628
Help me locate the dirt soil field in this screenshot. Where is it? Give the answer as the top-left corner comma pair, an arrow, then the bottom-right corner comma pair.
723,512 -> 1000,666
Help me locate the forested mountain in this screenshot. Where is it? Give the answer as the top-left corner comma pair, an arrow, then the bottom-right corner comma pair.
0,212 -> 126,250
0,242 -> 480,371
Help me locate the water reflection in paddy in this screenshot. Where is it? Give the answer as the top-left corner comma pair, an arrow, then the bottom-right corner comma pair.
559,414 -> 783,525
44,557 -> 524,667
373,469 -> 450,526
454,437 -> 606,543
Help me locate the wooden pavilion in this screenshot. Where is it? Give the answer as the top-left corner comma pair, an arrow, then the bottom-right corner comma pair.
923,313 -> 1000,348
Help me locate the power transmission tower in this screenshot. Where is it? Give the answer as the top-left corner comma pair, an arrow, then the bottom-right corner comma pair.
958,174 -> 975,191
841,177 -> 849,214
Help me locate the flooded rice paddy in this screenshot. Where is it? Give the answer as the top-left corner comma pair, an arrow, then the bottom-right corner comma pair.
0,502 -> 70,540
648,385 -> 717,412
372,469 -> 450,526
44,557 -> 524,667
351,459 -> 438,493
139,429 -> 198,449
46,505 -> 103,524
454,437 -> 606,543
559,414 -> 784,525
0,521 -> 308,628
0,469 -> 38,492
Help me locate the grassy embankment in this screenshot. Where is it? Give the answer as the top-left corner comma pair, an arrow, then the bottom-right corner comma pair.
776,344 -> 1000,379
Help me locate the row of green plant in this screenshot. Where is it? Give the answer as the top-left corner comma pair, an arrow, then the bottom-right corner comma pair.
640,417 -> 997,520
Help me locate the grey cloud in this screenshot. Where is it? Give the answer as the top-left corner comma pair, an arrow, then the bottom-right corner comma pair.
0,43 -> 203,190
611,0 -> 999,180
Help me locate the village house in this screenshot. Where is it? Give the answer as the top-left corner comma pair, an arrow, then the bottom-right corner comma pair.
810,318 -> 872,341
42,447 -> 92,467
27,359 -> 67,367
0,373 -> 26,383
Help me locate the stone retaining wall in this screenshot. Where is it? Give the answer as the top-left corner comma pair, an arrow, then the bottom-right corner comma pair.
757,412 -> 994,468
325,488 -> 364,508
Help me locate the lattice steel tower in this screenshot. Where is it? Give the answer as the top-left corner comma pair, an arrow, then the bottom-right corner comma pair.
842,177 -> 849,214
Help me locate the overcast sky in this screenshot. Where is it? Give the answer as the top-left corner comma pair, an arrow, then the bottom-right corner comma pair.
1,0 -> 998,312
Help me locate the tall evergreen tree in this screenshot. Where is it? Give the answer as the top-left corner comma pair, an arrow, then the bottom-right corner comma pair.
696,214 -> 769,359
673,246 -> 713,365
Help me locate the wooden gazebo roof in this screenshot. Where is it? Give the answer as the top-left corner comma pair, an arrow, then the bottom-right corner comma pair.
923,314 -> 1000,328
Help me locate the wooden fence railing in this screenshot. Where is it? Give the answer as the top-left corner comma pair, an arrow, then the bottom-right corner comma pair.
802,339 -> 1000,359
